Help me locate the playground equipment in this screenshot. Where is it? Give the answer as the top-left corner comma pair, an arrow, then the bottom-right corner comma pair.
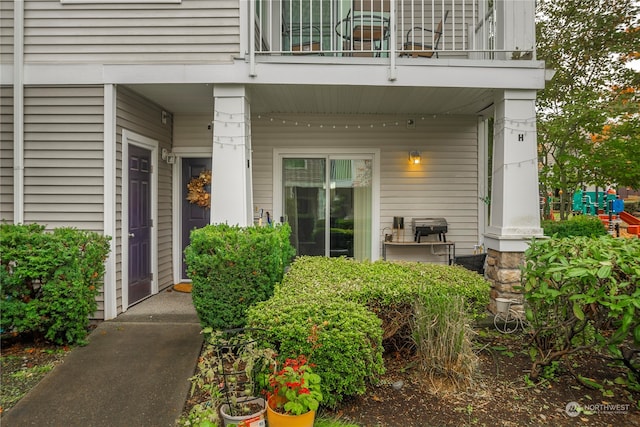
572,189 -> 623,216
620,211 -> 640,235
620,210 -> 640,226
569,189 -> 640,236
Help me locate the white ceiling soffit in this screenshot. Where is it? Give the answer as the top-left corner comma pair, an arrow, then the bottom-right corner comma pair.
125,83 -> 494,117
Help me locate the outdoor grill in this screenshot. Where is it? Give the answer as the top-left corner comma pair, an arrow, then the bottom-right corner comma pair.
412,217 -> 448,242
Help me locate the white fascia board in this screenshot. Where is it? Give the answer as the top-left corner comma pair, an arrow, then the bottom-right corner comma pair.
241,62 -> 548,90
23,61 -> 547,90
24,64 -> 105,84
61,0 -> 180,3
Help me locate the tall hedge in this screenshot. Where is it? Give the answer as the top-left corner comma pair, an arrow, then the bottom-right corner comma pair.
184,223 -> 295,329
0,224 -> 111,344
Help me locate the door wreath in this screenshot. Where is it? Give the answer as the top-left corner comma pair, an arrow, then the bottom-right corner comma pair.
186,170 -> 212,208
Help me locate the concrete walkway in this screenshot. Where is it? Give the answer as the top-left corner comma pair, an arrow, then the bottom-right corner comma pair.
1,289 -> 203,427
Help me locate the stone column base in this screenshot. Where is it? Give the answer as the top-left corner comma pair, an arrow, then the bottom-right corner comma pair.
485,249 -> 525,314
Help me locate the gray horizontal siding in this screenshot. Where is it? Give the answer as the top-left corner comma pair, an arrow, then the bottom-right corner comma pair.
0,0 -> 13,64
0,85 -> 13,222
23,0 -> 239,63
252,113 -> 480,260
23,85 -> 105,232
173,114 -> 213,148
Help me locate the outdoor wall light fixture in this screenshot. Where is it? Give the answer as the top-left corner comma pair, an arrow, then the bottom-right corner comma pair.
161,148 -> 176,164
409,151 -> 421,165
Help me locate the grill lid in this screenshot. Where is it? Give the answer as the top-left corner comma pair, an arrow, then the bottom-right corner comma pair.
412,217 -> 448,241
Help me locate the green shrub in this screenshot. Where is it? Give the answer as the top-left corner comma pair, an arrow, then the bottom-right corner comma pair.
541,215 -> 607,238
247,256 -> 490,406
0,224 -> 110,345
248,298 -> 384,408
522,236 -> 640,384
184,224 -> 295,330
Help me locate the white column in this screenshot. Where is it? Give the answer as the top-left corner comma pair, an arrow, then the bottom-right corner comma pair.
485,89 -> 543,252
495,0 -> 536,60
211,85 -> 253,226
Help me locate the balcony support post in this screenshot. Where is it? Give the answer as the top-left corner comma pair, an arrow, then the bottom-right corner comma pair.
484,88 -> 543,314
485,89 -> 543,251
211,85 -> 254,226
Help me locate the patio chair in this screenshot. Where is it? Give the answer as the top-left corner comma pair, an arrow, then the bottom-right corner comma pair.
401,10 -> 449,58
336,0 -> 391,57
282,23 -> 322,54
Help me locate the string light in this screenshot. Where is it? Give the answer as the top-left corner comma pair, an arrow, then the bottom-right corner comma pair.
214,110 -> 250,121
253,105 -> 497,130
256,113 -> 408,129
212,105 -> 533,134
492,157 -> 537,175
213,109 -> 250,149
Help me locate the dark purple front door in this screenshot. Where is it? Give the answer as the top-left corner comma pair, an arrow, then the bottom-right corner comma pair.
128,145 -> 152,305
182,158 -> 212,279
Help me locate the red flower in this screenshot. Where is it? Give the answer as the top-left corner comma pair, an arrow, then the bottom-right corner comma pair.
266,354 -> 322,416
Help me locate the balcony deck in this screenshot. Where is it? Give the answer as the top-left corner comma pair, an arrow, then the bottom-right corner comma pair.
251,0 -> 535,62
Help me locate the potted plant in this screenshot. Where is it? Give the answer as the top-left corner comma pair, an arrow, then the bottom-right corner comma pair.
206,328 -> 276,427
265,355 -> 323,427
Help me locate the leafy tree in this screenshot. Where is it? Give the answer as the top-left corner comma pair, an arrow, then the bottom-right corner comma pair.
536,0 -> 640,218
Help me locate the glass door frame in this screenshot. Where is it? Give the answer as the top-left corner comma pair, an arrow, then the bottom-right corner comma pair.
273,147 -> 381,260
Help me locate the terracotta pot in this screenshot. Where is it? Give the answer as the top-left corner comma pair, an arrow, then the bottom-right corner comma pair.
266,397 -> 315,427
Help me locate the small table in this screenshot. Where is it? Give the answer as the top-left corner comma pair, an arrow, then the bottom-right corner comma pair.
382,241 -> 455,265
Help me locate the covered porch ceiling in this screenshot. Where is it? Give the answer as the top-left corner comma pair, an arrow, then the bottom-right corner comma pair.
125,83 -> 495,117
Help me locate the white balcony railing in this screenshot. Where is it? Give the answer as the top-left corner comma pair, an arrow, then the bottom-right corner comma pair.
251,0 -> 534,61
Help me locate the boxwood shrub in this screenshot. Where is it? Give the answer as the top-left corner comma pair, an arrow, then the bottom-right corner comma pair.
184,223 -> 295,329
0,223 -> 110,345
268,256 -> 490,322
248,298 -> 384,408
247,256 -> 491,406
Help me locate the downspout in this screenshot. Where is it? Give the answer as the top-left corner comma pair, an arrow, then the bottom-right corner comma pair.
249,0 -> 256,77
13,0 -> 24,224
388,0 -> 397,81
103,84 -> 117,320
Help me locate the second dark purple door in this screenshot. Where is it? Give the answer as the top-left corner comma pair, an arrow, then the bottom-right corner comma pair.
128,145 -> 152,305
182,158 -> 212,279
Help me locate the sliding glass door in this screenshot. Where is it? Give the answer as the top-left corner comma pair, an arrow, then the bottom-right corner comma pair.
283,156 -> 372,260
